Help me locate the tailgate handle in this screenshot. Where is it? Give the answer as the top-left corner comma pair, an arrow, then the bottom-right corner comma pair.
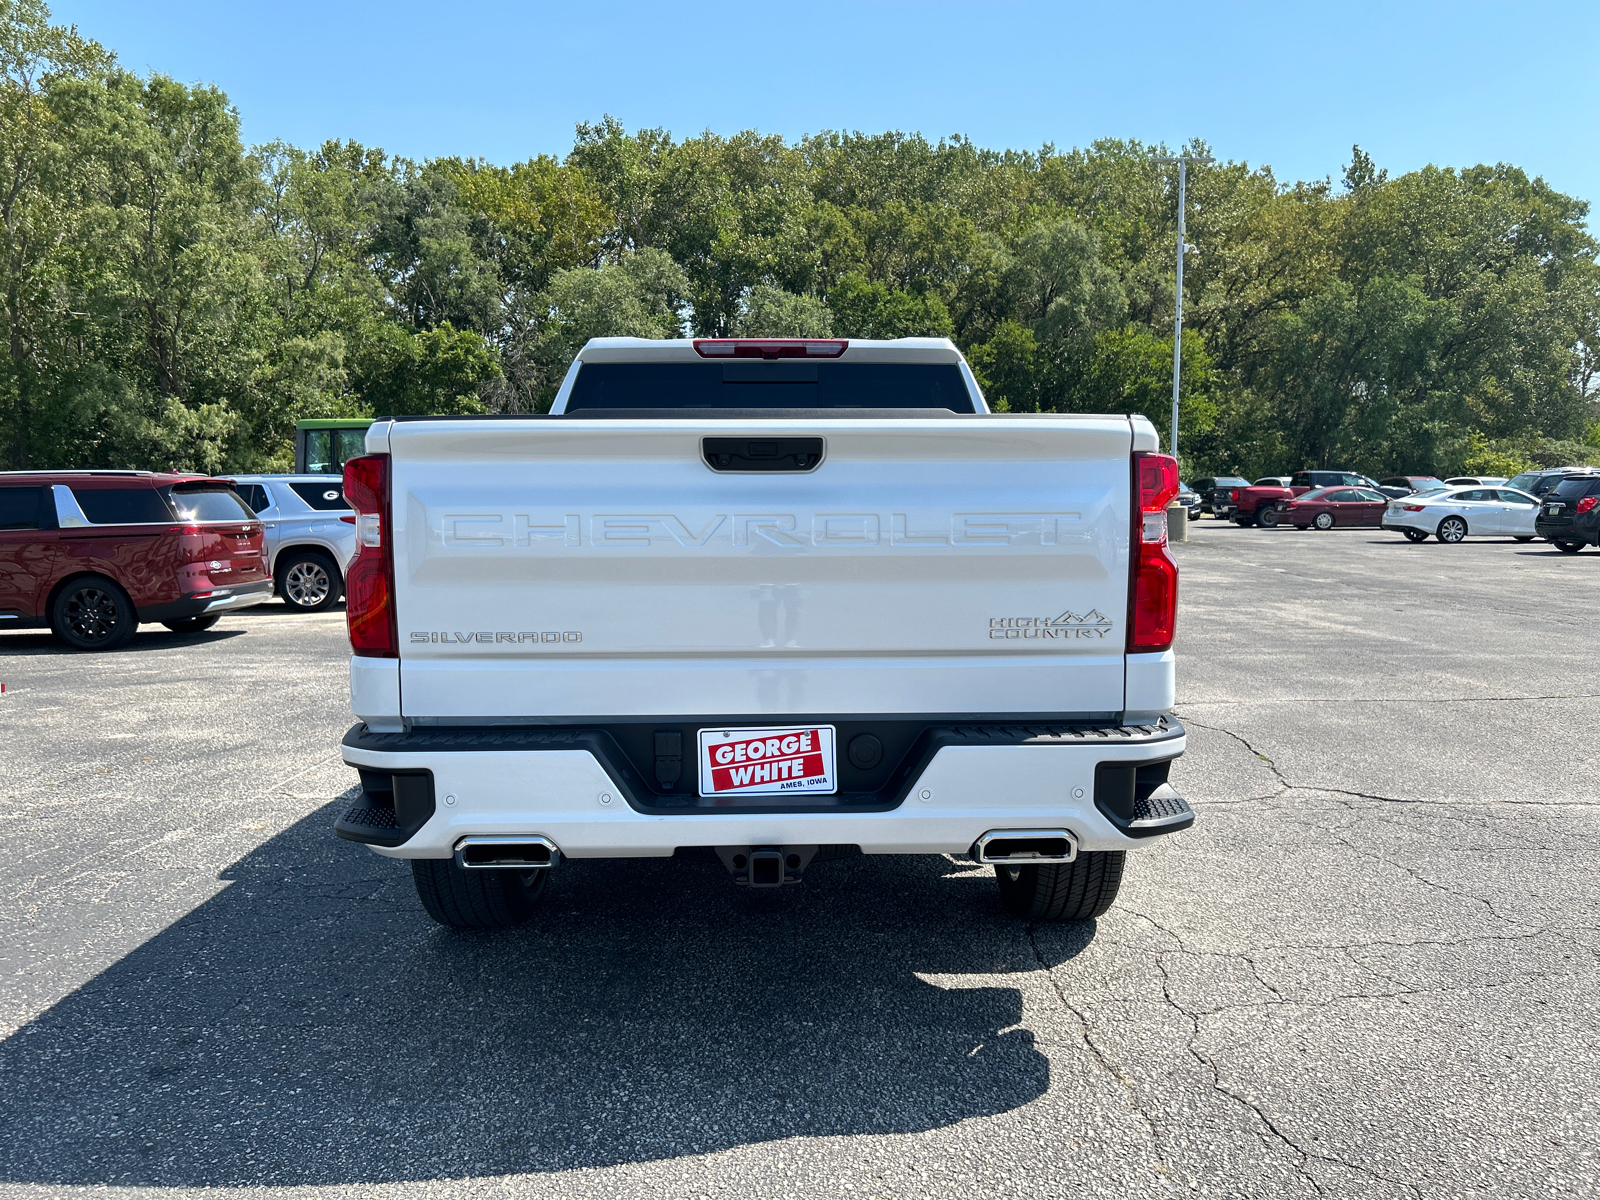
702,437 -> 824,473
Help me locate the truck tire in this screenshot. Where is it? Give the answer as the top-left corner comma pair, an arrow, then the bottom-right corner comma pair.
1256,507 -> 1279,528
994,851 -> 1124,921
410,859 -> 547,928
1233,516 -> 1251,527
50,575 -> 138,651
277,551 -> 343,612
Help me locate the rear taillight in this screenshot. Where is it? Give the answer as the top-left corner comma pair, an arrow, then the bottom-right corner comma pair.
1129,453 -> 1180,653
1402,504 -> 1426,512
1229,489 -> 1240,502
693,339 -> 847,359
1577,497 -> 1598,515
343,454 -> 396,658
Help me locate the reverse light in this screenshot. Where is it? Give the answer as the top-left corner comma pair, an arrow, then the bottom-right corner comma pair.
1577,496 -> 1598,515
693,339 -> 847,360
343,454 -> 397,658
1129,453 -> 1180,653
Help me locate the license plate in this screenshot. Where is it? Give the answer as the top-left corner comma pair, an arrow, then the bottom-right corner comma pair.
698,725 -> 837,798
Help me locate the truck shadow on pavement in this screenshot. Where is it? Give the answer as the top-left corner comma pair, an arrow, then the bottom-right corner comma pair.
0,628 -> 248,654
0,805 -> 1087,1187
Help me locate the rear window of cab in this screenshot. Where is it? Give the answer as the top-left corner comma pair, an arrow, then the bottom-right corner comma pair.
565,362 -> 977,412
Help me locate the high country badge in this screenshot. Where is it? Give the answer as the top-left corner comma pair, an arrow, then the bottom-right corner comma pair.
989,610 -> 1114,639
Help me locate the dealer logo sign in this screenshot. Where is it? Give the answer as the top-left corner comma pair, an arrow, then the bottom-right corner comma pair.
698,726 -> 838,797
989,610 -> 1114,640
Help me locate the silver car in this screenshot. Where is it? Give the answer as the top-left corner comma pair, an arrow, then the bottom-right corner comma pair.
225,475 -> 356,612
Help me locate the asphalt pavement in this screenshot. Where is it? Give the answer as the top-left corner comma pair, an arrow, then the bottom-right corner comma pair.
1,524 -> 1596,1199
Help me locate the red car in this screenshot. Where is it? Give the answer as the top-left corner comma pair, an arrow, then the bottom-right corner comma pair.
1272,485 -> 1391,529
0,471 -> 270,650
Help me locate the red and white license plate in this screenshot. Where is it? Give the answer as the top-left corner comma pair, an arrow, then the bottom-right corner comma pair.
697,725 -> 837,798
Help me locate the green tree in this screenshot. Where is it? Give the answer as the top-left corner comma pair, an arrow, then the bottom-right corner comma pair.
1,14 -> 1596,481
826,273 -> 951,339
968,320 -> 1041,411
734,285 -> 833,337
354,321 -> 497,417
0,0 -> 108,467
512,248 -> 688,409
1085,326 -> 1217,453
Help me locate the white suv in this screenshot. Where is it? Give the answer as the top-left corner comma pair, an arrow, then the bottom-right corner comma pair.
226,475 -> 356,612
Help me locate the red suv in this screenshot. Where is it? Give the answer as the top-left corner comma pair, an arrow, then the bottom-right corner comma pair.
0,471 -> 270,650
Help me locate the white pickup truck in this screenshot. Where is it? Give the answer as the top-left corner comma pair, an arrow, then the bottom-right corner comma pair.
334,337 -> 1191,928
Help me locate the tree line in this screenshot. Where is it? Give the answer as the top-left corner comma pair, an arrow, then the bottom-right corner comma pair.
3,0 -> 1597,479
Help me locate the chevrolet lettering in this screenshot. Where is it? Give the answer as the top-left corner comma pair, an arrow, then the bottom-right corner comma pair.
437,511 -> 1086,550
335,336 -> 1190,931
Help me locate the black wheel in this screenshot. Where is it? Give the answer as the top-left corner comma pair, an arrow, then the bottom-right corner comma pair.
162,615 -> 220,634
276,551 -> 342,612
1401,529 -> 1429,542
1437,516 -> 1468,543
1513,536 -> 1534,542
994,851 -> 1125,921
50,575 -> 137,651
1233,516 -> 1251,527
1256,507 -> 1280,528
410,859 -> 547,928
1313,511 -> 1335,530
1186,508 -> 1199,521
1555,540 -> 1583,554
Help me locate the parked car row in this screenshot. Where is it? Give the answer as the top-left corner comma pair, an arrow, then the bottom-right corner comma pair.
1187,464 -> 1600,548
0,470 -> 356,650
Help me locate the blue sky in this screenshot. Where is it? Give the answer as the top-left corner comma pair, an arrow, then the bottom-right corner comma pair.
53,0 -> 1600,207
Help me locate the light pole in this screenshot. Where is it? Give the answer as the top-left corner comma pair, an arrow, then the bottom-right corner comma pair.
1153,154 -> 1212,463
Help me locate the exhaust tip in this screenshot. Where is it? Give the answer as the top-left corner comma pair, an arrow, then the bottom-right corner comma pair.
453,836 -> 561,870
974,829 -> 1079,865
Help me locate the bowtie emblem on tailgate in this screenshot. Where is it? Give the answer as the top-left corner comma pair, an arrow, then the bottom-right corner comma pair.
989,610 -> 1114,639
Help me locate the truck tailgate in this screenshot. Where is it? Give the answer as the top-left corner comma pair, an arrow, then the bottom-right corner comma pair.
387,416 -> 1133,719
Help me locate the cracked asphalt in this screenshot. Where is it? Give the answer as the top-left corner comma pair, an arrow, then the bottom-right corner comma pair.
1,523 -> 1596,1199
